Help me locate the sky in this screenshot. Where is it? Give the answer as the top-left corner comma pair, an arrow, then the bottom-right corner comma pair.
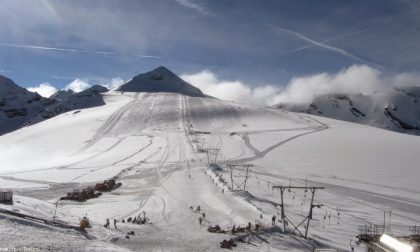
1,0 -> 420,105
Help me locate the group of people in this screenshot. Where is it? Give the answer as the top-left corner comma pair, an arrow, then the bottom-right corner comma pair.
104,218 -> 118,229
124,211 -> 148,225
190,205 -> 207,225
104,211 -> 148,229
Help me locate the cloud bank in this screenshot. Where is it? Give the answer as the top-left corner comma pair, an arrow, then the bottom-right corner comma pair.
65,79 -> 91,92
181,70 -> 283,106
102,77 -> 125,90
182,65 -> 420,106
27,82 -> 57,97
27,77 -> 126,97
27,65 -> 420,106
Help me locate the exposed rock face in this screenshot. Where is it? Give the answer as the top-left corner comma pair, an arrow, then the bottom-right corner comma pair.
0,75 -> 109,135
117,66 -> 204,97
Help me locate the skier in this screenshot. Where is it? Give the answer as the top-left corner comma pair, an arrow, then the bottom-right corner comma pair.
196,205 -> 201,213
104,218 -> 110,228
199,216 -> 203,225
114,219 -> 118,229
272,215 -> 276,226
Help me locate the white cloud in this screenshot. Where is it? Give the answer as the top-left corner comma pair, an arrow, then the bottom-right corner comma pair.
181,70 -> 282,107
65,78 -> 91,92
182,65 -> 420,107
0,69 -> 12,73
102,77 -> 125,90
27,82 -> 58,97
276,65 -> 383,104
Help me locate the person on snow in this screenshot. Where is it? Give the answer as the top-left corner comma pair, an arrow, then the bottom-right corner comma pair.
272,215 -> 276,226
247,222 -> 252,231
196,205 -> 201,213
104,218 -> 110,228
202,212 -> 205,219
114,219 -> 118,229
199,216 -> 203,225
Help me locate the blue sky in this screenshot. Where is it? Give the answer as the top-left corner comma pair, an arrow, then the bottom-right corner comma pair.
1,0 -> 420,94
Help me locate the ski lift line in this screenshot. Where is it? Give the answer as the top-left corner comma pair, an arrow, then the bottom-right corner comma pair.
321,189 -> 420,223
290,177 -> 420,223
286,179 -> 376,225
318,201 -> 373,225
236,172 -> 418,225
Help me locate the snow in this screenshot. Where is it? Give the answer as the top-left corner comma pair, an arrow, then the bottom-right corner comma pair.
0,75 -> 51,135
0,75 -> 111,136
0,90 -> 419,251
276,87 -> 420,135
117,66 -> 204,97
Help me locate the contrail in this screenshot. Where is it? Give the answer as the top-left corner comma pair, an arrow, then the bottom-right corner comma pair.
136,54 -> 162,59
277,28 -> 369,57
270,25 -> 383,70
0,43 -> 162,59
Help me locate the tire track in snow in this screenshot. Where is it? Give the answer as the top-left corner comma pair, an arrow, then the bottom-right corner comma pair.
228,115 -> 328,164
76,93 -> 141,154
111,136 -> 154,165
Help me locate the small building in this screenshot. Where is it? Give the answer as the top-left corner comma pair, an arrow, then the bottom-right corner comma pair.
0,191 -> 13,202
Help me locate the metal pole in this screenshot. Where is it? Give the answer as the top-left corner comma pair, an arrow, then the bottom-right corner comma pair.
305,188 -> 315,238
280,188 -> 286,232
230,165 -> 234,190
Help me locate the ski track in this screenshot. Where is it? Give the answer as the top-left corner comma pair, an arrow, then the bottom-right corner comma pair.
4,92 -> 419,251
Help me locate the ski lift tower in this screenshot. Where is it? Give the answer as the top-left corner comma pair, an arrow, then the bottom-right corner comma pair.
272,184 -> 324,239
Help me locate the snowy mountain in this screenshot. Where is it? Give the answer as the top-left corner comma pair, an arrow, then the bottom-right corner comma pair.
275,87 -> 420,135
39,85 -> 108,120
50,89 -> 74,101
1,80 -> 420,251
117,66 -> 204,97
0,75 -> 53,135
0,76 -> 109,135
1,67 -> 420,251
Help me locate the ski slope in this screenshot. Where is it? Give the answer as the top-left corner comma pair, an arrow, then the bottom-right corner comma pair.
1,91 -> 419,251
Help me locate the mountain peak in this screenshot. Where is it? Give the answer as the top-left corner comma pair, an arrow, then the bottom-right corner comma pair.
117,66 -> 204,97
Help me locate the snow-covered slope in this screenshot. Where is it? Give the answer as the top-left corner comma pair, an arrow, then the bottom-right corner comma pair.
117,66 -> 204,97
0,75 -> 53,135
276,87 -> 420,135
0,86 -> 419,251
1,68 -> 419,251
